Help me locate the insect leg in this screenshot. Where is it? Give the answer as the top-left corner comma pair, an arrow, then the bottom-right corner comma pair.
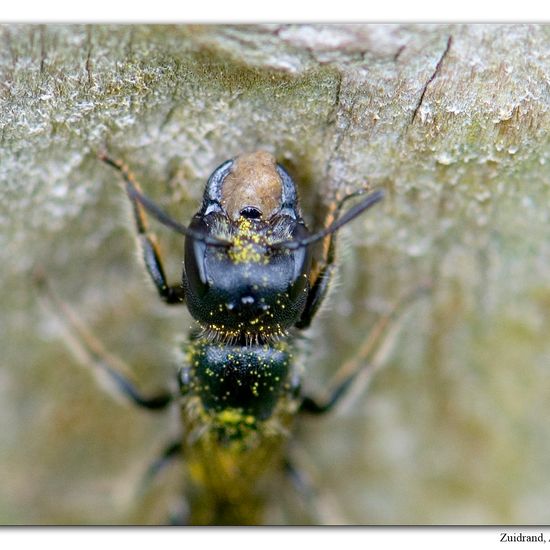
283,452 -> 349,524
34,268 -> 173,410
282,457 -> 322,523
283,457 -> 317,507
300,284 -> 429,414
140,440 -> 183,489
299,372 -> 359,414
296,189 -> 367,329
99,153 -> 185,305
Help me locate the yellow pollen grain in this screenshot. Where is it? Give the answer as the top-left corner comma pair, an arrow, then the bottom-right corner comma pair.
218,409 -> 245,425
228,216 -> 269,265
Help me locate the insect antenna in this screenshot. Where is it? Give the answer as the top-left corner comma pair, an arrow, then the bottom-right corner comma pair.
99,154 -> 231,247
272,189 -> 384,250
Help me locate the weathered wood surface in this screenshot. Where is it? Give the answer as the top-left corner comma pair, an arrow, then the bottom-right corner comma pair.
2,24 -> 550,524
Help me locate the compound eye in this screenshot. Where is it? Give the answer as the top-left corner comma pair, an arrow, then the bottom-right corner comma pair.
240,206 -> 262,219
184,216 -> 211,297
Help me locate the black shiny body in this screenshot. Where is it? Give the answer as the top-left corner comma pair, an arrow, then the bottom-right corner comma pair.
181,339 -> 293,421
183,159 -> 312,341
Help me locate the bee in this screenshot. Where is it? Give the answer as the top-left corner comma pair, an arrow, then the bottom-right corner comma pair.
36,150 -> 399,525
